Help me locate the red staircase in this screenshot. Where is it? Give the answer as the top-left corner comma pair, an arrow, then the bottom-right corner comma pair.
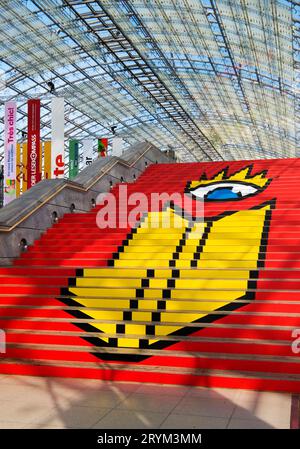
1,158 -> 300,392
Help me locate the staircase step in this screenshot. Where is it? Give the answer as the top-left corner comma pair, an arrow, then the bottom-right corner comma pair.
0,317 -> 295,331
14,259 -> 109,267
0,360 -> 299,392
3,327 -> 294,346
0,277 -> 69,285
1,340 -> 298,358
0,313 -> 300,327
0,268 -> 76,276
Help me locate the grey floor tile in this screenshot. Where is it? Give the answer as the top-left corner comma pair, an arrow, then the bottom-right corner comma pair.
0,421 -> 29,429
0,375 -> 9,383
40,406 -> 111,429
92,409 -> 168,429
0,375 -> 50,387
160,414 -> 228,429
103,382 -> 141,394
186,387 -> 240,402
79,389 -> 130,408
0,401 -> 57,425
116,393 -> 182,413
135,384 -> 191,397
227,418 -> 275,429
231,398 -> 291,426
0,384 -> 58,403
172,396 -> 236,418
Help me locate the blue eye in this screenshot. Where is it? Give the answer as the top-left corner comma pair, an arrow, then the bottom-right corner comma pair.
206,187 -> 241,200
189,181 -> 259,201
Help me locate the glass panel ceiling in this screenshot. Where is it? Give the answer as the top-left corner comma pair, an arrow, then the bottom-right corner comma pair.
0,0 -> 299,169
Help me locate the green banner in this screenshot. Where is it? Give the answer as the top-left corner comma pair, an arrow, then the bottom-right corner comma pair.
98,138 -> 108,157
69,139 -> 79,179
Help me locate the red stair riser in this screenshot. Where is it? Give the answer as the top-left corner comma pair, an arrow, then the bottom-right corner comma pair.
3,326 -> 294,341
0,320 -> 87,332
13,260 -> 109,267
0,277 -> 69,285
21,252 -> 114,259
0,286 -> 60,295
162,341 -> 295,357
2,348 -> 101,362
0,363 -> 298,393
212,314 -> 300,326
5,334 -> 95,346
0,308 -> 79,318
0,268 -> 76,277
255,291 -> 300,299
1,350 -> 300,377
1,364 -> 300,393
0,297 -> 67,306
187,327 -> 293,340
141,355 -> 300,374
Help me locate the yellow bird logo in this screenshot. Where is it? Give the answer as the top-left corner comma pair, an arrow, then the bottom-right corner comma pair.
62,165 -> 273,361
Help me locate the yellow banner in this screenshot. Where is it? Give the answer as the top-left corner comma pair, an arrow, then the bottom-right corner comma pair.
22,142 -> 28,193
16,143 -> 21,197
40,142 -> 42,177
44,141 -> 51,179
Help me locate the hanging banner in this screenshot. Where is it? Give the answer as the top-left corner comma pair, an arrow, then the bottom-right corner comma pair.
39,141 -> 42,177
69,139 -> 79,179
82,139 -> 94,167
112,137 -> 123,156
44,141 -> 52,179
51,97 -> 65,178
16,142 -> 27,196
27,99 -> 41,189
22,142 -> 28,193
98,138 -> 108,158
4,101 -> 17,205
16,143 -> 21,197
0,166 -> 3,208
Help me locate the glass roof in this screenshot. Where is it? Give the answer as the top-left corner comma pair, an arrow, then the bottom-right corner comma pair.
0,0 -> 299,170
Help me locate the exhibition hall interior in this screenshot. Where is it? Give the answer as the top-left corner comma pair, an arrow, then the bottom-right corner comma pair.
0,0 -> 299,431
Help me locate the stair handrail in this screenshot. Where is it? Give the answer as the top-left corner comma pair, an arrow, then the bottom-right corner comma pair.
0,142 -> 170,232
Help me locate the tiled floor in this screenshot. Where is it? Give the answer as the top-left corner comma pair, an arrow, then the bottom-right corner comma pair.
0,374 -> 293,429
